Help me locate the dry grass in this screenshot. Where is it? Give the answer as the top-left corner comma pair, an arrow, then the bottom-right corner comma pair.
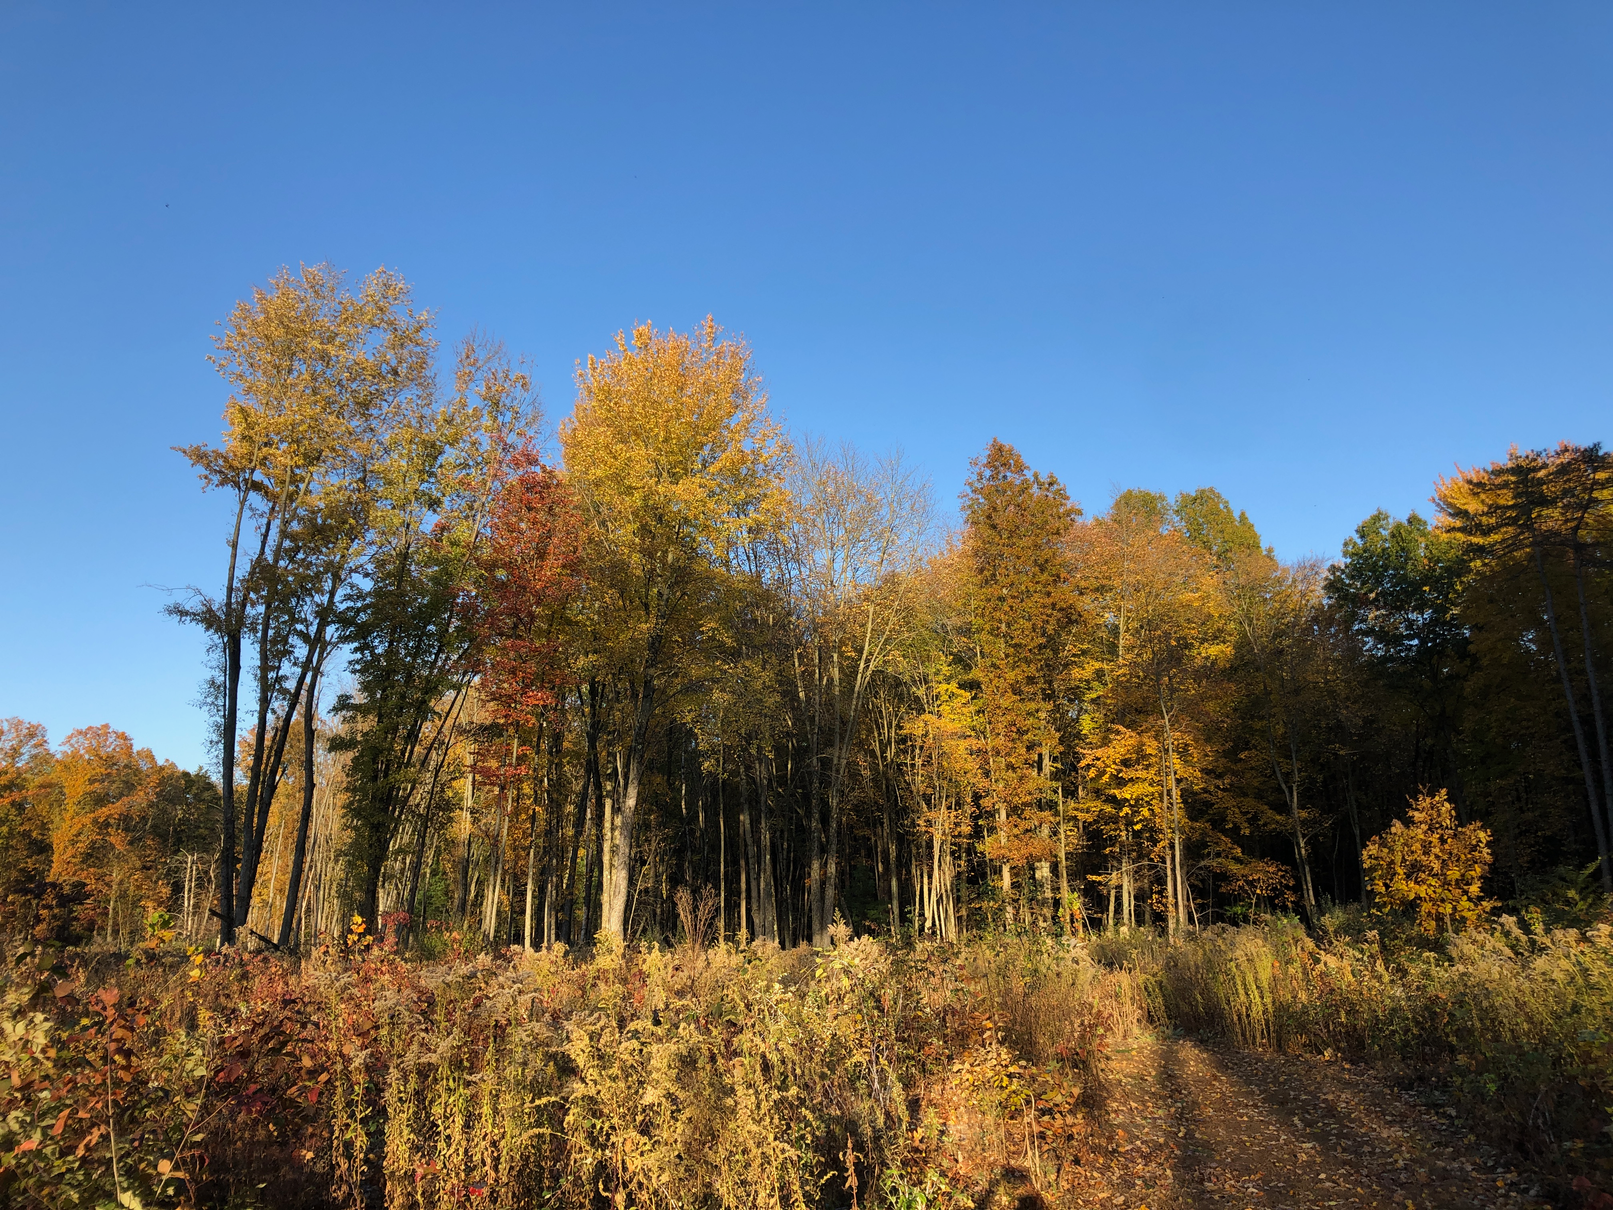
0,930 -> 1144,1209
22,915 -> 1602,1206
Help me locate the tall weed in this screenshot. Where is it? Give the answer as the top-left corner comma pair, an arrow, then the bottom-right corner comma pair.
0,930 -> 1143,1208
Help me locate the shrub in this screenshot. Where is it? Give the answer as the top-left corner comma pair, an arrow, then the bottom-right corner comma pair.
1362,788 -> 1495,934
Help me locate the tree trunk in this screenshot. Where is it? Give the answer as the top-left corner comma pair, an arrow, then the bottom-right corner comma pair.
1161,777 -> 1176,939
1170,748 -> 1191,932
717,762 -> 726,942
455,738 -> 475,924
218,626 -> 242,946
276,666 -> 321,950
753,752 -> 778,942
559,686 -> 598,943
523,809 -> 538,951
577,742 -> 600,942
1535,546 -> 1613,891
400,751 -> 442,949
738,782 -> 750,942
238,583 -> 342,928
884,758 -> 901,937
1270,730 -> 1317,912
807,646 -> 828,945
602,677 -> 655,940
1343,763 -> 1366,904
543,726 -> 563,947
481,738 -> 518,943
1573,554 -> 1613,859
234,487 -> 304,927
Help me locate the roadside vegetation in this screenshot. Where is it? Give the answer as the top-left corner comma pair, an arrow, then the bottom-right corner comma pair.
0,916 -> 1138,1209
1,889 -> 1608,1208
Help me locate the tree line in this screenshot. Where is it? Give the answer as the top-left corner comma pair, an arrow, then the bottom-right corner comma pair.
3,262 -> 1609,952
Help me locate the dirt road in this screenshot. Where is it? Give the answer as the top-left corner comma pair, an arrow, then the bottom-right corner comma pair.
1053,1036 -> 1553,1210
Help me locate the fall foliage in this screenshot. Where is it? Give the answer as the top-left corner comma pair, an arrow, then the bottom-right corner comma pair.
1361,788 -> 1495,933
7,263 -> 1613,1207
18,269 -> 1612,961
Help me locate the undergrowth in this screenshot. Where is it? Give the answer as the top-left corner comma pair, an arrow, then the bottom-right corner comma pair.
8,912 -> 1607,1206
0,925 -> 1142,1209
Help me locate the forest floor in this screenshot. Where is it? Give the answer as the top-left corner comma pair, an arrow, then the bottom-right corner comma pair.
1048,1035 -> 1557,1210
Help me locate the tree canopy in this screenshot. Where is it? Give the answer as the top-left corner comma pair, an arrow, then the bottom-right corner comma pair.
16,267 -> 1613,954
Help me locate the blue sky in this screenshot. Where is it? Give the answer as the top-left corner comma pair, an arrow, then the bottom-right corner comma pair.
2,3 -> 1610,770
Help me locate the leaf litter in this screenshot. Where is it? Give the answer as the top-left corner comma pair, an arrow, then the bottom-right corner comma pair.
1050,1035 -> 1552,1209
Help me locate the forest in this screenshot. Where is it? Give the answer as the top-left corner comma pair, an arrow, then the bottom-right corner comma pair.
2,264 -> 1611,1209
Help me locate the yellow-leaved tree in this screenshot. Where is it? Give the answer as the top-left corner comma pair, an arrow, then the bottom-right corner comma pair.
560,319 -> 787,939
1362,789 -> 1494,933
176,263 -> 435,944
900,671 -> 981,940
1075,489 -> 1226,936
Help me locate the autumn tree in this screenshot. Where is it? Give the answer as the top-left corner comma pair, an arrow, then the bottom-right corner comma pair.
560,319 -> 787,940
961,439 -> 1078,929
0,723 -> 218,946
1217,533 -> 1335,916
173,264 -> 435,944
897,665 -> 979,940
334,339 -> 538,933
44,727 -> 170,944
468,446 -> 582,947
475,452 -> 581,730
0,719 -> 55,922
1438,443 -> 1613,891
1077,490 -> 1227,934
1362,789 -> 1494,933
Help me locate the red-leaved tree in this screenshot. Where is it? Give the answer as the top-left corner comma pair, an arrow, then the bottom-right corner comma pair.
474,446 -> 583,728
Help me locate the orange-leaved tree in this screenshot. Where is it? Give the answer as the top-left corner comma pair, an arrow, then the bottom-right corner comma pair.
962,439 -> 1078,929
474,445 -> 583,728
42,726 -> 190,946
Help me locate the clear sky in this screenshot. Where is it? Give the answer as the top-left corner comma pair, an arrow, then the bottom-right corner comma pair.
2,3 -> 1610,771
